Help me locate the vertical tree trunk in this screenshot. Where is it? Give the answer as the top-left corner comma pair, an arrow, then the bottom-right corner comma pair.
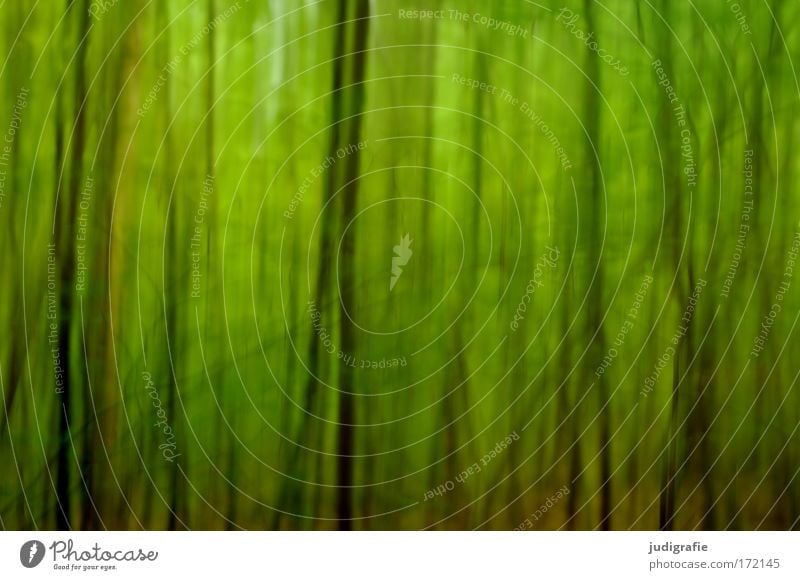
54,0 -> 92,530
655,0 -> 684,531
335,0 -> 370,530
160,1 -> 183,530
580,0 -> 611,531
277,0 -> 349,528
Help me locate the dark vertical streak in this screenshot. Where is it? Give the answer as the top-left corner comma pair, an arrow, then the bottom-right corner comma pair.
54,0 -> 92,531
336,0 -> 370,530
